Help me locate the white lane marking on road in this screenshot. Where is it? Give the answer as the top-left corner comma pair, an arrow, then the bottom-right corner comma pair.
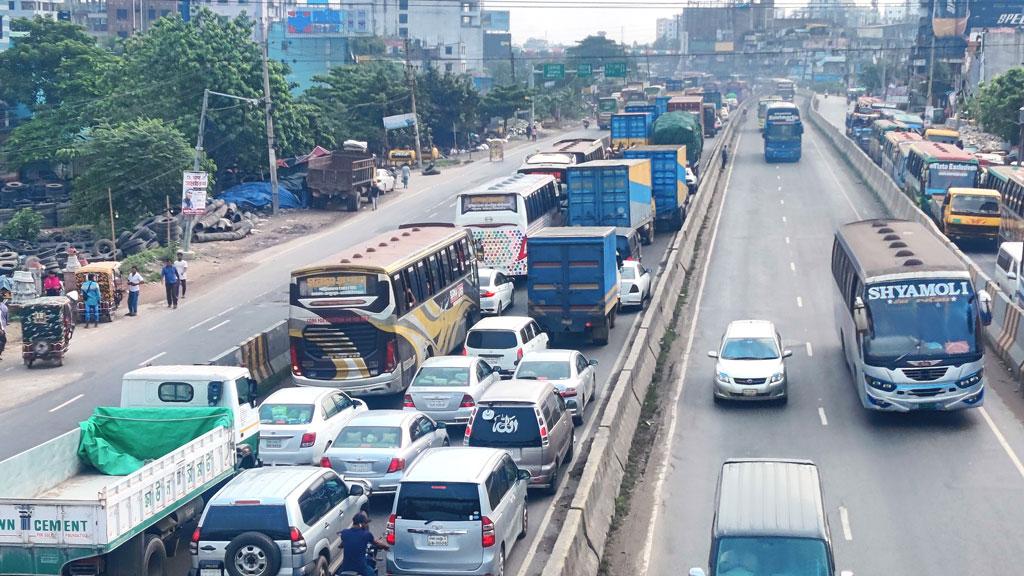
841,572 -> 854,576
818,406 -> 829,426
790,262 -> 796,272
640,130 -> 744,575
208,319 -> 231,332
839,506 -> 853,541
49,394 -> 84,413
809,128 -> 863,220
797,296 -> 803,307
806,341 -> 814,357
780,198 -> 785,204
138,351 -> 166,366
785,236 -> 791,244
782,216 -> 787,223
189,317 -> 215,331
980,407 -> 1024,480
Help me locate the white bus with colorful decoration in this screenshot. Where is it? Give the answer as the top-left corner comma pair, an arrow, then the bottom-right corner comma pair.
454,173 -> 562,278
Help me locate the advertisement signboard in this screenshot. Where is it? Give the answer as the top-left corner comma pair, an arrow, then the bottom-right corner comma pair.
181,171 -> 208,216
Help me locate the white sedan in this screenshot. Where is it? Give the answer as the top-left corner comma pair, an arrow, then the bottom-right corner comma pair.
619,260 -> 652,309
513,349 -> 598,425
257,387 -> 368,465
375,168 -> 396,193
479,267 -> 515,315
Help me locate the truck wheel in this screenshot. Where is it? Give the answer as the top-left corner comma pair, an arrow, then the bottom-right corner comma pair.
225,532 -> 282,576
143,535 -> 167,576
347,195 -> 360,212
593,325 -> 609,346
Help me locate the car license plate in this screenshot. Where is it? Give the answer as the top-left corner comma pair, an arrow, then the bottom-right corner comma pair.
917,402 -> 939,411
264,439 -> 283,449
427,399 -> 447,409
742,389 -> 758,397
348,462 -> 372,473
427,535 -> 448,547
201,569 -> 223,576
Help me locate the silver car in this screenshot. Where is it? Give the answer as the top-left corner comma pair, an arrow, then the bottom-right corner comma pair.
404,356 -> 501,425
708,320 -> 792,403
320,410 -> 449,495
257,386 -> 368,465
512,349 -> 598,425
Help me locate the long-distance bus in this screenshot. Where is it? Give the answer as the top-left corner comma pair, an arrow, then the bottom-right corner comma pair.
880,130 -> 922,185
517,138 -> 606,187
832,219 -> 991,411
757,96 -> 783,130
904,141 -> 979,215
774,78 -> 795,101
763,102 -> 802,162
289,224 -> 479,395
866,119 -> 907,163
924,127 -> 962,147
982,165 -> 1024,242
454,173 -> 561,277
598,96 -> 620,130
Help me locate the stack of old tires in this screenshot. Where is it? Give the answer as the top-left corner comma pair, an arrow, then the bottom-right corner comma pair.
117,214 -> 184,256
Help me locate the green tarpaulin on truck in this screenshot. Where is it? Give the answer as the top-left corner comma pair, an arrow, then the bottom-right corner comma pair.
651,111 -> 703,167
78,407 -> 233,475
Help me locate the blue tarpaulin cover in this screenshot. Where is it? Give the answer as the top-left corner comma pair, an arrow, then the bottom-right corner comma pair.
217,182 -> 306,211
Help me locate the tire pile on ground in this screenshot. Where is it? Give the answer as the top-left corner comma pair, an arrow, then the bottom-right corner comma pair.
0,228 -> 117,276
0,180 -> 72,228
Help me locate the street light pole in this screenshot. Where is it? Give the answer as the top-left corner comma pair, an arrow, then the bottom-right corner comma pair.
1017,106 -> 1024,165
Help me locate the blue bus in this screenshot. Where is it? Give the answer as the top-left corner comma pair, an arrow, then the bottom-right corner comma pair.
763,102 -> 802,162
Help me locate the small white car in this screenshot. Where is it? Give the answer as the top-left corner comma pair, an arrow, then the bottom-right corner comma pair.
258,387 -> 368,464
404,355 -> 500,425
464,316 -> 549,377
619,260 -> 652,309
513,349 -> 598,425
685,166 -> 698,193
479,267 -> 515,315
708,320 -> 792,404
375,168 -> 396,193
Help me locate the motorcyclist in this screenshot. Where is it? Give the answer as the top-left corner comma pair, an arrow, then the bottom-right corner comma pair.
338,512 -> 390,576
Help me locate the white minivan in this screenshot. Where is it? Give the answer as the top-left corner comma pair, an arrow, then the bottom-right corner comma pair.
120,365 -> 262,467
464,316 -> 549,377
994,242 -> 1023,304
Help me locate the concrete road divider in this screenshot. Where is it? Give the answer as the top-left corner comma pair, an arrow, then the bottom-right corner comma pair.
542,108 -> 744,575
210,320 -> 290,390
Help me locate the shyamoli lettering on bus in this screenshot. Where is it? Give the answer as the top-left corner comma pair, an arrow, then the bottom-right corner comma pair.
867,281 -> 971,301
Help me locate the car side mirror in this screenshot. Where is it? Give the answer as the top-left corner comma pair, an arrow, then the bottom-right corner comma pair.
518,469 -> 531,481
436,422 -> 447,429
353,399 -> 366,408
707,351 -> 719,358
783,350 -> 793,358
589,359 -> 599,366
979,289 -> 993,326
689,569 -> 706,576
348,483 -> 365,497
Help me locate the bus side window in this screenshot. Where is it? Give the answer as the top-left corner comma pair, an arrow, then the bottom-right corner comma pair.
439,250 -> 454,285
392,273 -> 408,314
415,261 -> 432,299
404,267 -> 421,308
428,255 -> 445,291
455,241 -> 468,272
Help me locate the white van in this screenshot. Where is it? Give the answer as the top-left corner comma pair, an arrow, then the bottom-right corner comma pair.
994,242 -> 1023,304
120,365 -> 262,467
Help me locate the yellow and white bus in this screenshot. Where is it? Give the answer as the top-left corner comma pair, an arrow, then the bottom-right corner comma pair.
453,173 -> 561,277
289,224 -> 479,395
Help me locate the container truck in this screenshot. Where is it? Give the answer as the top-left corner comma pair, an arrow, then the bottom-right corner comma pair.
651,112 -> 703,168
610,113 -> 653,149
306,149 -> 376,211
623,145 -> 688,230
667,96 -> 705,135
566,159 -> 655,245
597,96 -> 620,130
0,407 -> 239,576
703,103 -> 718,138
527,226 -> 620,345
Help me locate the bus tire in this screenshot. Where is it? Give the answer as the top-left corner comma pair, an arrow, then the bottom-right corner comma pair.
143,535 -> 167,576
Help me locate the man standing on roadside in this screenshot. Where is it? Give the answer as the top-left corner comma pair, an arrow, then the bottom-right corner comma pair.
161,259 -> 180,309
173,252 -> 188,299
127,265 -> 143,316
0,293 -> 9,361
81,273 -> 101,328
401,163 -> 411,189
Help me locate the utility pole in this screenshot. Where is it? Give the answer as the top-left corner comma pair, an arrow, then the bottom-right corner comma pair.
404,38 -> 424,169
184,88 -> 211,254
258,16 -> 280,215
925,32 -> 937,108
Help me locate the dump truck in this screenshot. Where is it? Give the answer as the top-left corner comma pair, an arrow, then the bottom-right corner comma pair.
306,150 -> 376,211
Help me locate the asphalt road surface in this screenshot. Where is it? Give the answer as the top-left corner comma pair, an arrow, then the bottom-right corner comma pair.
643,107 -> 1024,575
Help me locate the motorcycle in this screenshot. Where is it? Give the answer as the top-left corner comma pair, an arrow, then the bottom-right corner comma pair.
337,543 -> 383,576
421,162 -> 440,176
583,118 -> 591,129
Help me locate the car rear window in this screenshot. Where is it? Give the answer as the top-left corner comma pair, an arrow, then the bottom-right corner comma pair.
259,403 -> 315,425
413,366 -> 471,387
201,505 -> 290,541
467,406 -> 542,448
515,361 -> 570,380
395,482 -> 482,521
334,426 -> 402,448
620,266 -> 636,280
466,329 -> 518,349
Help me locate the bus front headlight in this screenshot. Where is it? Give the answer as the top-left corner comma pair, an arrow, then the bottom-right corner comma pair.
957,369 -> 983,389
864,375 -> 896,392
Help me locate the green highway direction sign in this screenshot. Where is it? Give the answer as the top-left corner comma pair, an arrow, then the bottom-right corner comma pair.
543,63 -> 565,80
576,63 -> 593,78
604,62 -> 627,77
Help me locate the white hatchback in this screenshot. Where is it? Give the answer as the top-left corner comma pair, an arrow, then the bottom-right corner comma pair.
258,387 -> 368,465
479,267 -> 516,315
619,260 -> 652,309
464,316 -> 549,377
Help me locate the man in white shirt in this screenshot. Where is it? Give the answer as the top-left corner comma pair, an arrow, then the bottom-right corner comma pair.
127,265 -> 143,316
0,292 -> 9,360
173,252 -> 189,299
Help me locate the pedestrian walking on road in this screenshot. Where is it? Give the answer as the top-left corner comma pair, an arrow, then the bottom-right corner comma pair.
161,259 -> 180,309
370,180 -> 383,210
721,145 -> 729,169
173,252 -> 188,298
81,273 -> 101,327
43,271 -> 63,296
0,293 -> 9,361
127,265 -> 143,316
401,164 -> 410,189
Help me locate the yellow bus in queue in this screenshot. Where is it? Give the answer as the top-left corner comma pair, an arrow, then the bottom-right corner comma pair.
982,165 -> 1024,243
924,128 -> 962,147
934,188 -> 1001,244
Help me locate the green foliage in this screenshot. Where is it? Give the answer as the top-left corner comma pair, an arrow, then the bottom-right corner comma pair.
972,68 -> 1024,142
71,119 -> 201,228
1,208 -> 43,241
566,35 -> 626,67
119,246 -> 178,281
349,36 -> 386,55
415,68 -> 480,149
303,62 -> 409,152
481,84 -> 531,126
858,62 -> 884,94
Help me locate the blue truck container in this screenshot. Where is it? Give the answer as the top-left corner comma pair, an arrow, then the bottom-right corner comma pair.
566,159 -> 656,245
625,102 -> 658,123
610,112 -> 654,148
527,226 -> 620,345
623,145 -> 688,230
665,79 -> 684,92
654,96 -> 671,117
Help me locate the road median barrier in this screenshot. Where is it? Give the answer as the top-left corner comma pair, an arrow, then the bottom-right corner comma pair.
210,320 -> 290,392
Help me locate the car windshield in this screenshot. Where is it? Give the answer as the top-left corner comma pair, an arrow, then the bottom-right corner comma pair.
714,537 -> 829,576
467,329 -> 518,349
516,360 -> 570,380
413,366 -> 471,387
620,266 -> 636,280
864,279 -> 979,364
259,403 -> 314,425
334,426 -> 402,448
950,194 -> 999,216
720,337 -> 779,360
395,482 -> 482,522
467,406 -> 542,448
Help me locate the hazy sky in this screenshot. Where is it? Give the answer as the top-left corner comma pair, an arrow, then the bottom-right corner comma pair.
508,5 -> 681,47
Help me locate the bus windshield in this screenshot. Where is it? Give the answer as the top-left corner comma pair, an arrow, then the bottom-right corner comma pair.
599,99 -> 618,112
927,163 -> 977,191
864,279 -> 980,364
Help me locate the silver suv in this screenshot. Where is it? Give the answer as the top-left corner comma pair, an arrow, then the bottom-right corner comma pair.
191,467 -> 369,576
386,447 -> 530,576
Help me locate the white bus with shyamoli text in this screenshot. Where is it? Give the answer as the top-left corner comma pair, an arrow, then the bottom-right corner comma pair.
832,219 -> 992,412
453,173 -> 562,277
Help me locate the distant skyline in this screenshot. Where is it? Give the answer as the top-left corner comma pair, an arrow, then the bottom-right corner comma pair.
508,5 -> 680,47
